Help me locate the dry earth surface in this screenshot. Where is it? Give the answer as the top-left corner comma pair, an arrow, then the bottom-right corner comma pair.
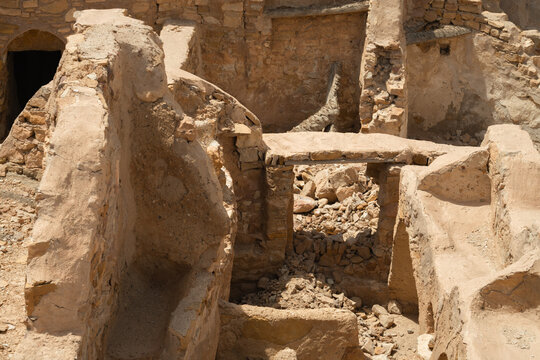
0,173 -> 37,359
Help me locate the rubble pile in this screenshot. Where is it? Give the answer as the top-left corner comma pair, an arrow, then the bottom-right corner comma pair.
242,164 -> 381,307
0,178 -> 36,251
240,252 -> 361,310
241,164 -> 421,359
292,164 -> 387,281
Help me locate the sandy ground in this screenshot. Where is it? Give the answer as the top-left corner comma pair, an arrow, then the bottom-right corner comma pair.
0,173 -> 38,359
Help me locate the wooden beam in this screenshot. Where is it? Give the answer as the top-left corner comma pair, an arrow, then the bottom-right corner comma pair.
265,1 -> 370,19
406,25 -> 472,45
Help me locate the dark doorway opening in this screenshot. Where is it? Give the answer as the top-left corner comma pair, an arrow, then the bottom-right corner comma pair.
1,50 -> 61,141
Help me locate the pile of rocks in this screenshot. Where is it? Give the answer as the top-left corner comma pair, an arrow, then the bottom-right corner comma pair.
293,164 -> 379,232
241,165 -> 422,359
291,164 -> 385,281
240,251 -> 419,360
357,303 -> 410,360
240,252 -> 361,311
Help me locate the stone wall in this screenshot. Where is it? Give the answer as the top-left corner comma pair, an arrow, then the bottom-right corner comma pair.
157,0 -> 368,132
182,1 -> 368,132
0,0 -> 369,134
359,0 -> 408,137
408,0 -> 540,42
0,84 -> 50,179
218,301 -> 363,360
418,0 -> 514,42
0,0 -> 159,135
239,12 -> 367,132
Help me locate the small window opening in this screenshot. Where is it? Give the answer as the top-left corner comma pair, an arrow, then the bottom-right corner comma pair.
440,44 -> 451,56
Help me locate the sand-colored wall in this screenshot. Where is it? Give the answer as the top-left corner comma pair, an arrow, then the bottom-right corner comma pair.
15,10 -> 238,359
405,1 -> 540,146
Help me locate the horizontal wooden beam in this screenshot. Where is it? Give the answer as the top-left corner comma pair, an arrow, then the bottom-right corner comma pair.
265,1 -> 369,19
406,25 -> 472,45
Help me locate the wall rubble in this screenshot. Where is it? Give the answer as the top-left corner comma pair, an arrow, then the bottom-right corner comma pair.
359,0 -> 408,137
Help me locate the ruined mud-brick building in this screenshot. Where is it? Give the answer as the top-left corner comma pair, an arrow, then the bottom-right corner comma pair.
0,0 -> 538,359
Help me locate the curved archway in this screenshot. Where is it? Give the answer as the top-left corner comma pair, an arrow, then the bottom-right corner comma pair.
1,30 -> 64,141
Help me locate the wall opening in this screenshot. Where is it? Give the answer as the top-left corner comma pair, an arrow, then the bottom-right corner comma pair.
1,30 -> 64,142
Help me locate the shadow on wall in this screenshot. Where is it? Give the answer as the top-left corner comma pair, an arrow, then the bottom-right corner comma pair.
0,30 -> 64,142
407,35 -> 496,145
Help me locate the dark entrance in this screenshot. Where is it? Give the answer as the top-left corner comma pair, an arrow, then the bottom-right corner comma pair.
1,50 -> 61,141
1,30 -> 64,142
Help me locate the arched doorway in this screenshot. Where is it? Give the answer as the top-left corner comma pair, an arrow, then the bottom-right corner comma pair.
1,30 -> 64,142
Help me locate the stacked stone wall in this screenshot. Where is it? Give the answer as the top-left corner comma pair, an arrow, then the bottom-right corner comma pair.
0,0 -> 368,134
421,0 -> 512,42
0,84 -> 50,179
157,0 -> 368,132
358,0 -> 408,137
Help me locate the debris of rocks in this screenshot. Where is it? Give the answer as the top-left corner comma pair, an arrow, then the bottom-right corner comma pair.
291,164 -> 385,286
293,194 -> 317,213
243,164 -> 420,359
379,314 -> 395,329
240,252 -> 359,311
372,304 -> 388,317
